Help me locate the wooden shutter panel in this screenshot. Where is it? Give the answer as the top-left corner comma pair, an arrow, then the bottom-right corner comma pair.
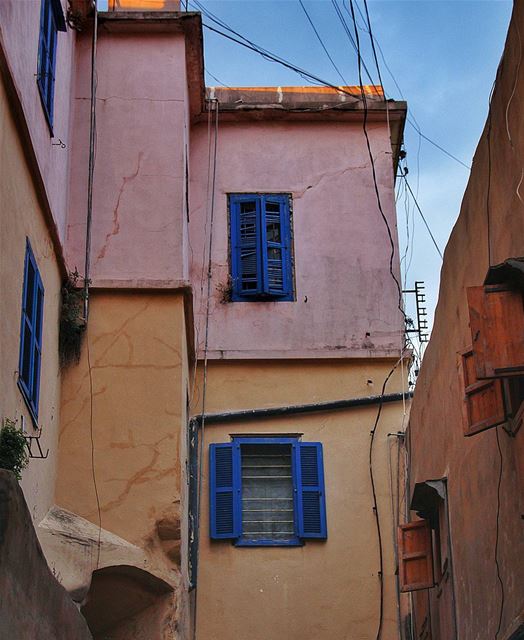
209,443 -> 240,539
262,195 -> 292,298
295,442 -> 327,539
467,285 -> 524,379
231,197 -> 263,298
398,519 -> 434,592
458,349 -> 506,436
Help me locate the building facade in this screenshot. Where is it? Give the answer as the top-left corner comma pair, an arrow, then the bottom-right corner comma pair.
403,3 -> 524,639
0,2 -> 409,638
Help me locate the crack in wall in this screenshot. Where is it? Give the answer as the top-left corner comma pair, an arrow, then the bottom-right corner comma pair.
95,152 -> 144,265
293,162 -> 369,199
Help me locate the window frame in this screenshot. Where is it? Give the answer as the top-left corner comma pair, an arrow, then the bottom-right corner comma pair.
18,240 -> 45,425
234,437 -> 301,547
36,0 -> 66,132
229,193 -> 294,302
209,436 -> 327,547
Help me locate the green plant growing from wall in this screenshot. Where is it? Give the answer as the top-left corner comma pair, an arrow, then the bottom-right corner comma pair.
59,270 -> 86,369
0,419 -> 29,480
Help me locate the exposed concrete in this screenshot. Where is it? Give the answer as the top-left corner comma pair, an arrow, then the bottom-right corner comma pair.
38,505 -> 178,603
407,3 -> 524,639
0,470 -> 93,640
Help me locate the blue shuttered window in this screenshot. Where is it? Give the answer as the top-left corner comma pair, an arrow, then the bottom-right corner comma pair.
209,438 -> 327,545
230,194 -> 293,302
18,241 -> 45,424
37,0 -> 66,130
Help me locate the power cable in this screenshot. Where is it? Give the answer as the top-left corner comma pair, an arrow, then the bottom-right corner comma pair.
192,99 -> 219,640
401,173 -> 443,260
298,0 -> 349,86
347,0 -> 404,320
331,0 -> 376,85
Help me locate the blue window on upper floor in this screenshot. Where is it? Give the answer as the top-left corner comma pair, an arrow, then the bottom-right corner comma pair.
209,437 -> 327,546
229,194 -> 294,302
37,0 -> 66,131
18,241 -> 45,424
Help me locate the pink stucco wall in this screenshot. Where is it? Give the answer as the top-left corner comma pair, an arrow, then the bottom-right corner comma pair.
66,26 -> 189,283
0,0 -> 76,243
189,119 -> 403,359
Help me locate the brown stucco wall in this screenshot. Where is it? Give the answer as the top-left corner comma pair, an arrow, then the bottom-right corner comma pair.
194,359 -> 408,640
408,3 -> 524,638
0,470 -> 92,640
0,54 -> 63,526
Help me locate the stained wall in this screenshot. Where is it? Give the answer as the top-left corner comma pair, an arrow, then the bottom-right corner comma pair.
189,118 -> 404,359
66,19 -> 191,284
0,62 -> 63,525
408,3 -> 524,638
0,0 -> 76,243
194,359 -> 407,640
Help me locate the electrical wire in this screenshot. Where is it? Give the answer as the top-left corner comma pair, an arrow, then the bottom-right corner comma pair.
299,0 -> 349,86
368,357 -> 401,640
401,173 -> 443,260
84,3 -> 102,572
86,323 -> 102,570
192,99 -> 219,640
494,427 -> 505,639
348,0 -> 404,321
331,0 -> 376,85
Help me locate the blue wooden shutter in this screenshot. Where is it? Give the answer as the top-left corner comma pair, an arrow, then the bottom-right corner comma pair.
261,195 -> 292,299
295,442 -> 327,539
231,196 -> 263,299
209,443 -> 240,539
19,241 -> 45,422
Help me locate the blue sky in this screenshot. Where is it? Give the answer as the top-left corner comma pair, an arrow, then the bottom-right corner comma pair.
99,0 -> 513,346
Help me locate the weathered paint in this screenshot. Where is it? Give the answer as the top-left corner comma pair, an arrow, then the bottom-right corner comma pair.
189,119 -> 404,359
0,70 -> 63,525
66,22 -> 190,284
55,290 -> 190,637
407,3 -> 524,639
0,0 -> 76,243
194,360 -> 407,640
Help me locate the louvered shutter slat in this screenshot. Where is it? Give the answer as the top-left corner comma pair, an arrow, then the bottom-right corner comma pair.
232,198 -> 263,297
210,443 -> 239,539
263,197 -> 290,296
296,443 -> 327,539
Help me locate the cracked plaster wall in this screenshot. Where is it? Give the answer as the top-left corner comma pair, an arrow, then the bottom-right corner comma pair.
189,119 -> 403,360
55,291 -> 189,610
66,28 -> 188,283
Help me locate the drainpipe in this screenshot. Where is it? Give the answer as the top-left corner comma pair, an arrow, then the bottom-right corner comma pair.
83,1 -> 98,321
191,390 -> 412,426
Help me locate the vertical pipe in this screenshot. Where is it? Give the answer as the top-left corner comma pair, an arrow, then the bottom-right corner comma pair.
83,3 -> 98,321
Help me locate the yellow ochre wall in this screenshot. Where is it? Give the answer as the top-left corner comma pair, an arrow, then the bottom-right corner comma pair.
193,359 -> 407,640
56,290 -> 189,546
0,70 -> 63,525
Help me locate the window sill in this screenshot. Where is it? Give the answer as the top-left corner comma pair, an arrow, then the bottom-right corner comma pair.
235,537 -> 303,547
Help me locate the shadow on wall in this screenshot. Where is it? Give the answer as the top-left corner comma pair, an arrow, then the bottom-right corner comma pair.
81,565 -> 176,640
